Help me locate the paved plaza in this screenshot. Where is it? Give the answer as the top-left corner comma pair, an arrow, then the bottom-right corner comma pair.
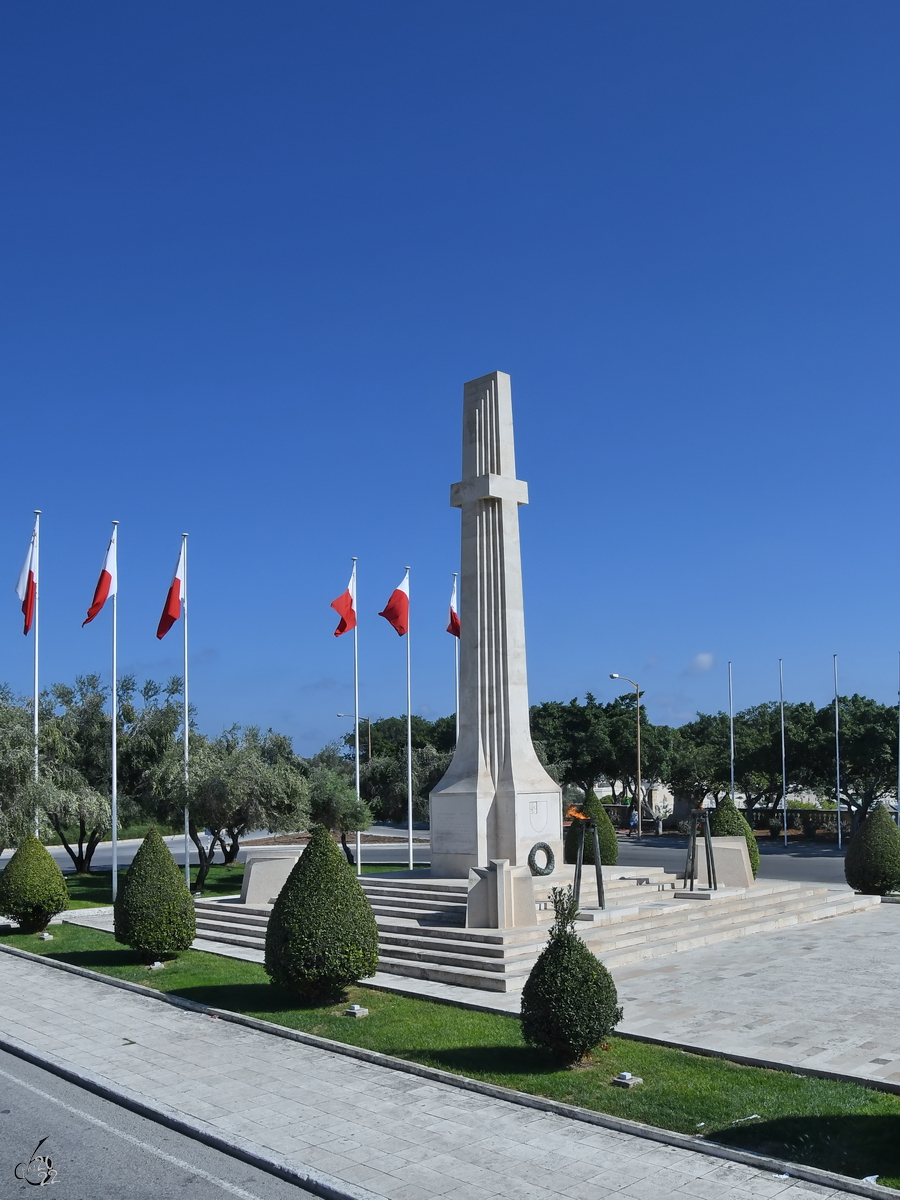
0,949 -> 873,1200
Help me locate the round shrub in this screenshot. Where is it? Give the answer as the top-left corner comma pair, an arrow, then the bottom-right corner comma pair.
563,791 -> 619,866
0,836 -> 69,932
114,827 -> 196,960
708,798 -> 759,878
521,886 -> 622,1066
844,804 -> 900,895
265,824 -> 378,1000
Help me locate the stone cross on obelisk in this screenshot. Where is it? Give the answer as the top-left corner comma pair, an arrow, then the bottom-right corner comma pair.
430,372 -> 563,879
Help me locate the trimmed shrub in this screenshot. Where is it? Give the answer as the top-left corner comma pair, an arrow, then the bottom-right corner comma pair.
563,791 -> 619,866
844,804 -> 900,895
265,823 -> 378,1000
0,836 -> 69,932
520,886 -> 622,1066
114,827 -> 196,960
709,798 -> 759,878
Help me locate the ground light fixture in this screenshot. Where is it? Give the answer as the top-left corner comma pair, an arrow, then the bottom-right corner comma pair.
609,674 -> 643,839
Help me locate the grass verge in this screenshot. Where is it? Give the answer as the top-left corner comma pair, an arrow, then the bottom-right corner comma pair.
2,922 -> 898,1187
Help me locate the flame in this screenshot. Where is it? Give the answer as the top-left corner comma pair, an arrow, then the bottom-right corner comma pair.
566,806 -> 589,820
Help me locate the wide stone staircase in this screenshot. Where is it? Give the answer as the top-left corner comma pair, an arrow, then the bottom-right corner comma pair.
193,870 -> 880,994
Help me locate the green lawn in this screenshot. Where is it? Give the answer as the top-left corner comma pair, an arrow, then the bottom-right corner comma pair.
3,921 -> 898,1187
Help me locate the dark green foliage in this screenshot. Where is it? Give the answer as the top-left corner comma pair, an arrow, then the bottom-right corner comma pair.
520,886 -> 622,1065
265,824 -> 378,1000
0,836 -> 69,932
563,791 -> 619,866
114,827 -> 196,960
844,804 -> 900,895
709,798 -> 760,878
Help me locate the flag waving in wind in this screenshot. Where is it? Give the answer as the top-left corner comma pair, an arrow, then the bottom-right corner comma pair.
331,562 -> 357,636
447,576 -> 460,638
83,525 -> 118,625
156,540 -> 186,639
16,521 -> 38,635
378,569 -> 409,636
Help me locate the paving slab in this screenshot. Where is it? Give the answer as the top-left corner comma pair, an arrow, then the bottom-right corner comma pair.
0,949 -> 876,1200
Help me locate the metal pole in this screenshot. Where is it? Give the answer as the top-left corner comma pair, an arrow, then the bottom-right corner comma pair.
405,568 -> 413,872
834,654 -> 842,850
591,822 -> 606,910
728,661 -> 736,805
635,682 -> 642,840
111,555 -> 118,903
896,651 -> 900,828
182,534 -> 190,889
352,559 -> 361,876
572,820 -> 585,910
32,511 -> 41,835
779,658 -> 788,848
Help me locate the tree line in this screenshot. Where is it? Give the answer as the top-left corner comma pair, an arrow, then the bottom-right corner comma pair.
2,679 -> 897,879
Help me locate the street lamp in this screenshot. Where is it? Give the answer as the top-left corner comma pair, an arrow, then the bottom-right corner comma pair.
610,674 -> 643,839
337,714 -> 372,760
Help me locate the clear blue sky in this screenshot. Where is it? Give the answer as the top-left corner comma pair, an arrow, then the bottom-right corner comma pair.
2,1 -> 899,754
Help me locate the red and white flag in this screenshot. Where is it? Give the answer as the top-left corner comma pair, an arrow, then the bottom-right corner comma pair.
331,562 -> 357,637
83,526 -> 118,626
446,577 -> 460,638
156,540 -> 186,639
15,521 -> 38,636
379,569 -> 409,636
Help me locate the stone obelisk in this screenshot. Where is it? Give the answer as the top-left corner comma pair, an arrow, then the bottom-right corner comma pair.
430,371 -> 563,879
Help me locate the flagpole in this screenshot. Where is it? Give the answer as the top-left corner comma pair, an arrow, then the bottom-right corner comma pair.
352,558 -> 361,876
111,522 -> 119,901
779,658 -> 788,848
182,534 -> 191,889
453,572 -> 459,746
834,654 -> 842,851
728,661 -> 736,805
32,511 -> 41,834
406,566 -> 413,872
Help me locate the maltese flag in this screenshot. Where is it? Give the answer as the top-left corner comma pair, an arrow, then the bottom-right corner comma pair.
379,568 -> 409,636
156,540 -> 186,639
16,521 -> 38,636
446,576 -> 460,638
331,561 -> 357,637
83,526 -> 118,626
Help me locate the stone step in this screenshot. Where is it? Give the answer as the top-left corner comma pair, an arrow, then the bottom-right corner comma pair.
195,916 -> 269,941
593,894 -> 880,968
375,954 -> 531,993
193,925 -> 268,950
378,931 -> 545,965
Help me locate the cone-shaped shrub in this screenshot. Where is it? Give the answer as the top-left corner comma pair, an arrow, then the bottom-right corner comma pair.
520,886 -> 622,1066
563,791 -> 619,866
0,836 -> 69,932
845,804 -> 900,895
708,798 -> 759,878
265,824 -> 378,1000
114,827 -> 196,960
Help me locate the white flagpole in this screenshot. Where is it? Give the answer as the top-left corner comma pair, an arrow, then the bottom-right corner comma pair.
453,572 -> 459,746
352,558 -> 361,876
33,511 -> 41,834
111,522 -> 119,901
834,654 -> 842,850
896,651 -> 900,828
406,566 -> 413,872
728,661 -> 736,805
779,659 -> 788,848
182,534 -> 191,889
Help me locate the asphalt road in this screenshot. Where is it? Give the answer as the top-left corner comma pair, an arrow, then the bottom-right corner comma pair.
0,1046 -> 313,1199
615,836 -> 850,887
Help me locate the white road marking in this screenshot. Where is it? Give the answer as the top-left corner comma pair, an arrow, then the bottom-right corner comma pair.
0,1065 -> 271,1200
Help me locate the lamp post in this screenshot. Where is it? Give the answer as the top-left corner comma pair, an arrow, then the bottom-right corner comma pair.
610,674 -> 642,839
337,714 -> 372,761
